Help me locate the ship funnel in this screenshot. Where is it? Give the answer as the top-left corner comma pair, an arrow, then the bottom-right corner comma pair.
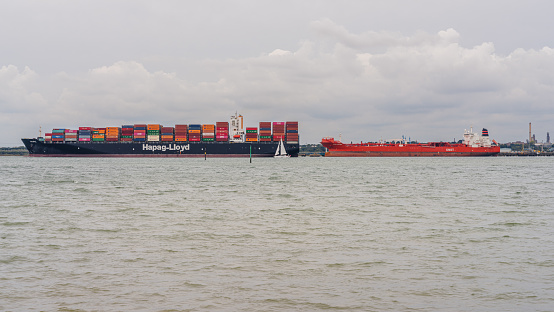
482,128 -> 489,137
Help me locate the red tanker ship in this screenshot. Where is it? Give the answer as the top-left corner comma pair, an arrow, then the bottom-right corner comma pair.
321,128 -> 500,157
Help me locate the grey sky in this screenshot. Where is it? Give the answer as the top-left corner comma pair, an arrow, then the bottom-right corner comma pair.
2,0 -> 554,146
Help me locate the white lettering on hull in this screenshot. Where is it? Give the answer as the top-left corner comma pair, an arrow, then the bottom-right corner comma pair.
142,144 -> 190,152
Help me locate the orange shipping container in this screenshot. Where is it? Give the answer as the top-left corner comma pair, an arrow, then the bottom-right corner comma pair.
147,124 -> 161,130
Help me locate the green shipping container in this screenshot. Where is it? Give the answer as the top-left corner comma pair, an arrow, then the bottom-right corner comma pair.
202,138 -> 215,142
92,138 -> 105,142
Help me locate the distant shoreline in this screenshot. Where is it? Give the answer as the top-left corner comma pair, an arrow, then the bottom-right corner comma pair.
0,147 -> 28,156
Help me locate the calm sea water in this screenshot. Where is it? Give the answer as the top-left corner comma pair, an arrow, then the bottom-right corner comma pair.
1,156 -> 553,311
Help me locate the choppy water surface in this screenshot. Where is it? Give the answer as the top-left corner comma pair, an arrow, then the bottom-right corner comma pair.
1,156 -> 553,311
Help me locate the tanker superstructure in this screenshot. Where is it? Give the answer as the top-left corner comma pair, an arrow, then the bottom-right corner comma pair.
321,127 -> 500,157
22,113 -> 300,157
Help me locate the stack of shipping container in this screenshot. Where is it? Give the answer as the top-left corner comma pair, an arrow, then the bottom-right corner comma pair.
161,127 -> 174,142
285,122 -> 299,143
147,124 -> 160,142
44,118 -> 296,144
52,129 -> 64,142
92,128 -> 105,142
272,122 -> 285,142
188,124 -> 201,142
259,122 -> 272,142
245,127 -> 258,142
175,125 -> 188,141
64,129 -> 78,142
79,127 -> 91,142
202,124 -> 215,142
133,124 -> 146,142
216,122 -> 229,142
106,127 -> 120,142
121,125 -> 133,142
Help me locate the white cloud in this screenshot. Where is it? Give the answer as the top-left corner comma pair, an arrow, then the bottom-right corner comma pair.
2,22 -> 554,146
268,49 -> 292,57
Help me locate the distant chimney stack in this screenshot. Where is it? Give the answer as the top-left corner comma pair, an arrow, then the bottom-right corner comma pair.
529,122 -> 532,143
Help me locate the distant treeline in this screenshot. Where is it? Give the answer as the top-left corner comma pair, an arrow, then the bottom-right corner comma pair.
300,144 -> 325,153
0,147 -> 28,156
499,143 -> 554,152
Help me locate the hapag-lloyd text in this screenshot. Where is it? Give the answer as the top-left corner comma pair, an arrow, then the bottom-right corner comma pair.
142,143 -> 190,152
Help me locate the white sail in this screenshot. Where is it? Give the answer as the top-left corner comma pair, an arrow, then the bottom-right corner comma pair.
274,140 -> 289,157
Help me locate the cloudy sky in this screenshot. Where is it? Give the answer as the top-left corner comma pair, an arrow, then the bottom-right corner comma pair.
2,0 -> 554,146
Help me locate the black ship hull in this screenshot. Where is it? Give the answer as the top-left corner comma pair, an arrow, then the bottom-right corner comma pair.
21,139 -> 299,157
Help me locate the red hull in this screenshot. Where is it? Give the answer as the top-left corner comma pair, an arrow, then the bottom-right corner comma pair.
321,138 -> 500,157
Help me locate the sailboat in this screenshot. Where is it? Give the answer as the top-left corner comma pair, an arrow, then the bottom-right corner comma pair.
274,139 -> 290,158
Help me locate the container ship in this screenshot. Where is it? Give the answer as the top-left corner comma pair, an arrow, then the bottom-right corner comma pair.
22,113 -> 300,157
321,128 -> 500,157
